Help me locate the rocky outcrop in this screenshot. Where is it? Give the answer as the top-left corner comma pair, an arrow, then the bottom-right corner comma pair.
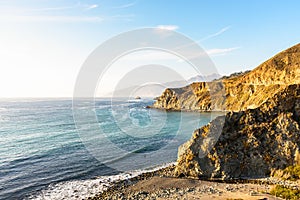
174,84 -> 300,179
151,82 -> 213,111
150,43 -> 300,179
152,43 -> 300,112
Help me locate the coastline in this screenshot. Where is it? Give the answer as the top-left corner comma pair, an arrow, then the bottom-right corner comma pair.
28,163 -> 176,200
91,164 -> 298,200
27,159 -> 300,200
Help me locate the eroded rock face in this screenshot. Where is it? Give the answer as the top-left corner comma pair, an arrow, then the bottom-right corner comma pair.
174,85 -> 300,179
152,43 -> 300,112
151,43 -> 300,179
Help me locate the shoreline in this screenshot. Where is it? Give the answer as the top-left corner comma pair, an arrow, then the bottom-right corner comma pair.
91,164 -> 294,200
27,163 -> 176,200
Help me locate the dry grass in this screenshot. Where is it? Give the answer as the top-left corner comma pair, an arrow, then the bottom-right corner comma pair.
273,165 -> 300,181
270,185 -> 300,200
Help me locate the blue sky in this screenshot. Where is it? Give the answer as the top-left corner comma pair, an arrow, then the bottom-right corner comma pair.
0,0 -> 300,97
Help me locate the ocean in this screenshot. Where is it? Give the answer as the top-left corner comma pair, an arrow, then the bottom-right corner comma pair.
0,99 -> 221,199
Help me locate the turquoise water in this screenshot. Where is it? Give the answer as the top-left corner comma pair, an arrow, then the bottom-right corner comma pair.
0,99 -> 221,199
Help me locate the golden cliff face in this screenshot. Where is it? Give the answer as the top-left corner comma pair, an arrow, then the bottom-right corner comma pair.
151,43 -> 300,179
152,82 -> 211,111
152,43 -> 300,112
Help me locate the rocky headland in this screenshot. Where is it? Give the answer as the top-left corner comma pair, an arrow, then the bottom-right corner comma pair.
149,44 -> 300,180
152,43 -> 300,112
91,44 -> 300,199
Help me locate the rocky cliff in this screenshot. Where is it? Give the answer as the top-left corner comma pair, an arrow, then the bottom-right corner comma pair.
151,43 -> 300,179
174,84 -> 300,179
152,43 -> 300,112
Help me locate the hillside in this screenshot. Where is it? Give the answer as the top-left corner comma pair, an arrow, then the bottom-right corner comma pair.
150,43 -> 300,180
174,84 -> 300,179
152,43 -> 300,111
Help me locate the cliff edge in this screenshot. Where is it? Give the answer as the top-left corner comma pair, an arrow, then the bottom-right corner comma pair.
152,44 -> 300,179
152,43 -> 300,112
174,84 -> 300,179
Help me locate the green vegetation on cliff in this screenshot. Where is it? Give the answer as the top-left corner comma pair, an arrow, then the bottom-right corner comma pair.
270,185 -> 300,200
272,165 -> 300,181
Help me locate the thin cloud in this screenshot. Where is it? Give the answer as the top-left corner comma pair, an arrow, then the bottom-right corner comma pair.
29,6 -> 76,12
26,2 -> 80,12
85,4 -> 99,10
170,26 -> 231,51
5,3 -> 98,13
207,47 -> 240,56
113,1 -> 137,9
0,3 -> 107,23
200,26 -> 231,42
0,15 -> 103,23
156,25 -> 179,31
121,47 -> 240,63
177,47 -> 240,62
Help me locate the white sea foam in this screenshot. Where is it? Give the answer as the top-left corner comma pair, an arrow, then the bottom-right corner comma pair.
127,99 -> 142,103
28,162 -> 175,200
0,107 -> 7,111
0,116 -> 9,122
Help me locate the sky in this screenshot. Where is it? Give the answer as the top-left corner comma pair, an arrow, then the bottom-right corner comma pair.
0,0 -> 300,97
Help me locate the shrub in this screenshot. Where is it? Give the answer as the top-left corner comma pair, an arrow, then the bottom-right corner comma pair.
273,165 -> 300,181
270,185 -> 300,200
